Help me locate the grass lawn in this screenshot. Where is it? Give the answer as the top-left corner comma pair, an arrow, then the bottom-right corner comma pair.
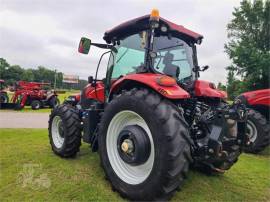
3,91 -> 79,113
0,129 -> 269,201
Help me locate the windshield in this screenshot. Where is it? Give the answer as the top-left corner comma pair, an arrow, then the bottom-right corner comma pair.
151,36 -> 194,82
110,33 -> 146,79
107,33 -> 195,83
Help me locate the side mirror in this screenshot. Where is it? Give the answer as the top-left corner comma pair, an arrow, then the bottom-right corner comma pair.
201,65 -> 209,71
78,37 -> 91,54
88,76 -> 94,84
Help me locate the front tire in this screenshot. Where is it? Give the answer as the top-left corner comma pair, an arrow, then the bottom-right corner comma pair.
48,104 -> 81,157
244,109 -> 270,153
98,89 -> 191,201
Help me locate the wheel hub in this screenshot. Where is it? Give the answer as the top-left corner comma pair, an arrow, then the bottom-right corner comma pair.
121,139 -> 134,154
117,125 -> 151,166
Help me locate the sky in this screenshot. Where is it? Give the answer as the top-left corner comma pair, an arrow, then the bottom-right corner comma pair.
0,0 -> 241,84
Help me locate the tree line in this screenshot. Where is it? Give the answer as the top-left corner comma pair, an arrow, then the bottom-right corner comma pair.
0,58 -> 87,90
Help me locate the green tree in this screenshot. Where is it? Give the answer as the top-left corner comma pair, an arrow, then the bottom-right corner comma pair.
0,58 -> 10,80
0,58 -> 10,72
0,58 -> 87,90
217,82 -> 227,91
225,0 -> 270,91
4,65 -> 24,85
226,67 -> 246,99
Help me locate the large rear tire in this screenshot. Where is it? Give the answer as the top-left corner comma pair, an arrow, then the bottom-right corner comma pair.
48,104 -> 81,157
98,89 -> 192,201
244,109 -> 270,153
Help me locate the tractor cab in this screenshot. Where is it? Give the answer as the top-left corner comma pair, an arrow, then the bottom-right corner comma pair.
79,10 -> 225,102
106,29 -> 197,84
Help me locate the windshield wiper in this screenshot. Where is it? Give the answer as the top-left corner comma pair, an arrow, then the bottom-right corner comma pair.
158,44 -> 184,51
116,48 -> 129,63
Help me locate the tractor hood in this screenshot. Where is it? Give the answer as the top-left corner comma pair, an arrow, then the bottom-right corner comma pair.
103,15 -> 203,44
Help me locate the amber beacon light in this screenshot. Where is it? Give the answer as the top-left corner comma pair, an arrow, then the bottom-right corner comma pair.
150,9 -> 160,21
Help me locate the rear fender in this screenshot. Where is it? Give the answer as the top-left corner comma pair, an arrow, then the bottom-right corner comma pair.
194,80 -> 227,99
109,73 -> 190,101
241,89 -> 270,106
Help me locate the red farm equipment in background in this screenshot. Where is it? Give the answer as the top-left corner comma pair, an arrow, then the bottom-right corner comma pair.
236,89 -> 270,153
0,79 -> 9,104
0,81 -> 59,110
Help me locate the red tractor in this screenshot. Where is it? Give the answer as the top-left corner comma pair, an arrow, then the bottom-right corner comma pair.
48,10 -> 248,201
236,89 -> 270,153
0,81 -> 59,110
0,79 -> 9,104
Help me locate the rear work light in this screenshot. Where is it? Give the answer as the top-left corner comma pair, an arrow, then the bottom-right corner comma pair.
156,76 -> 176,87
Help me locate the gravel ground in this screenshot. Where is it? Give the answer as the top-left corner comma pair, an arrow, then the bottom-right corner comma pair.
0,111 -> 49,128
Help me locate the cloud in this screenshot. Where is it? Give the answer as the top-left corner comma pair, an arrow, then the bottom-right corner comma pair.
0,0 -> 240,84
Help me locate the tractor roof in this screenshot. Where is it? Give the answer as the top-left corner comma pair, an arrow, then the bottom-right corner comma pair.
103,15 -> 203,44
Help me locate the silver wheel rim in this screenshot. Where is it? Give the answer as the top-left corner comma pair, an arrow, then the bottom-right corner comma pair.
51,116 -> 64,148
246,120 -> 258,142
106,110 -> 154,185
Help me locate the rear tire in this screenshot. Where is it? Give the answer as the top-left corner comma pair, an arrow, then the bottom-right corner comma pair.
98,89 -> 191,201
244,109 -> 270,153
48,104 -> 81,157
31,100 -> 42,110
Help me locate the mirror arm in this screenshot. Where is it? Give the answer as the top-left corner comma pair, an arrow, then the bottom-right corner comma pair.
93,50 -> 112,100
91,43 -> 118,53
